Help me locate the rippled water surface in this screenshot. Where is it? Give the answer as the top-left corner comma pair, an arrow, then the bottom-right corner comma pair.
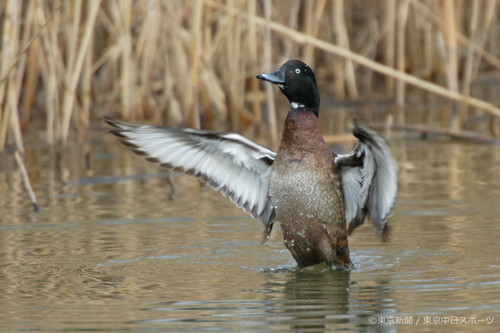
1,127 -> 499,332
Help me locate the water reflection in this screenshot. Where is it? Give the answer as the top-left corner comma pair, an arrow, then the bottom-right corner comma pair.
267,268 -> 351,331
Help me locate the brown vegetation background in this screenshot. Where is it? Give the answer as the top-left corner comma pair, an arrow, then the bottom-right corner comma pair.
0,0 -> 499,153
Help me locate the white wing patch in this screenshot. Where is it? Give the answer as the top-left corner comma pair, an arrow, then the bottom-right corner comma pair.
335,125 -> 398,239
106,118 -> 277,228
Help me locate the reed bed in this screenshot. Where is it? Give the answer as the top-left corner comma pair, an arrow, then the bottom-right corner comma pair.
0,0 -> 499,153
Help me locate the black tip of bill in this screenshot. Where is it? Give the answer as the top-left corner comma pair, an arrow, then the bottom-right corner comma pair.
256,70 -> 285,85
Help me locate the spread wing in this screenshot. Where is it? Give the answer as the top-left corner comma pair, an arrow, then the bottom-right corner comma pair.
105,118 -> 277,236
334,125 -> 398,240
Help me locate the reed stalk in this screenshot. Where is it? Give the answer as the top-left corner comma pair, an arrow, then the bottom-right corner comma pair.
395,0 -> 409,124
333,0 -> 358,99
14,151 -> 40,212
302,0 -> 327,67
21,2 -> 39,123
384,0 -> 396,97
441,0 -> 460,131
262,0 -> 278,147
459,0 -> 481,130
247,0 -> 262,136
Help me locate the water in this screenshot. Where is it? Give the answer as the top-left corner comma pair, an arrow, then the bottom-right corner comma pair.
1,127 -> 499,332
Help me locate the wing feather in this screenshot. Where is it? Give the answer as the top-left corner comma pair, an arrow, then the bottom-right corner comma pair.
335,125 -> 398,240
106,118 -> 277,229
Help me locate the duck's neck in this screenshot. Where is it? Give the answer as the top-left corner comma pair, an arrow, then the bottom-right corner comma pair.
279,109 -> 326,151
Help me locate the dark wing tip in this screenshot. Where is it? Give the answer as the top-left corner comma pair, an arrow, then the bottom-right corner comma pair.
103,116 -> 119,128
103,117 -> 128,138
103,116 -> 144,132
352,125 -> 380,148
261,222 -> 274,244
110,130 -> 128,138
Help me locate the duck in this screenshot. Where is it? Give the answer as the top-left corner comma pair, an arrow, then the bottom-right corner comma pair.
106,59 -> 398,269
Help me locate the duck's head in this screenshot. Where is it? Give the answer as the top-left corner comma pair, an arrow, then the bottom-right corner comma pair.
257,59 -> 320,115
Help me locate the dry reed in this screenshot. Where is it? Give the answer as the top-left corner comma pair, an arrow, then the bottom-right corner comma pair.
0,0 -> 499,153
14,151 -> 40,212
